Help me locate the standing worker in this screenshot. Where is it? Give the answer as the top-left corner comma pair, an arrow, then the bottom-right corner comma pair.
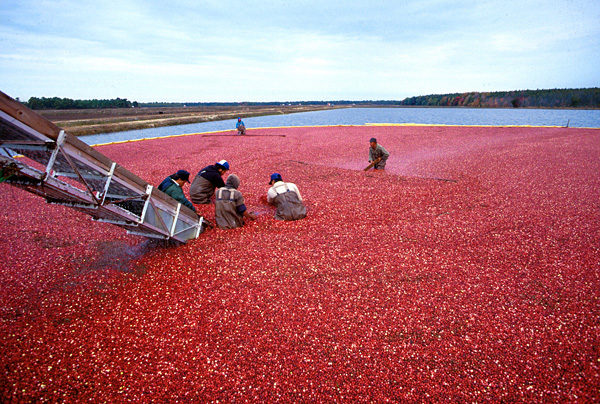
368,137 -> 390,170
267,173 -> 306,221
157,169 -> 196,212
190,160 -> 229,204
215,174 -> 256,229
236,117 -> 246,135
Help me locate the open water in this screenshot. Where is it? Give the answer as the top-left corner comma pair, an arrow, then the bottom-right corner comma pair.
81,107 -> 600,145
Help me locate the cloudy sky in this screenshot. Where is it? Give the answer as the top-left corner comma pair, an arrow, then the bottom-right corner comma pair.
0,0 -> 598,102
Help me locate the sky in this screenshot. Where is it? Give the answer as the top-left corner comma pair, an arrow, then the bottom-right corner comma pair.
0,0 -> 599,102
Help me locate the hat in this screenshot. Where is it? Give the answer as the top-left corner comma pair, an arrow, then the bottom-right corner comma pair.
238,117 -> 242,121
175,169 -> 190,182
225,174 -> 240,189
369,137 -> 377,143
215,160 -> 230,170
269,172 -> 282,184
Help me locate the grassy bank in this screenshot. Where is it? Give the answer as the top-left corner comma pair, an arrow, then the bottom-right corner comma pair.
40,104 -> 346,136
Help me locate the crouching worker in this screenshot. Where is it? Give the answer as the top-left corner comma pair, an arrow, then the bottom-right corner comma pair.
215,174 -> 256,229
190,160 -> 229,204
157,170 -> 196,212
368,137 -> 389,170
236,117 -> 246,135
267,173 -> 306,221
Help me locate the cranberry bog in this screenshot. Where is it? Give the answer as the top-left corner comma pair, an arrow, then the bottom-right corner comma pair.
1,124 -> 599,401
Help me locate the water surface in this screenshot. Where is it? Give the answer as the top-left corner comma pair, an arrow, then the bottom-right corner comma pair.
82,107 -> 600,145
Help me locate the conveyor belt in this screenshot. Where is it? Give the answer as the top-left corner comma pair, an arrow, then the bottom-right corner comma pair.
0,91 -> 207,243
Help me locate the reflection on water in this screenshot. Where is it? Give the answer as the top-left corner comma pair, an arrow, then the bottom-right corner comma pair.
81,107 -> 600,145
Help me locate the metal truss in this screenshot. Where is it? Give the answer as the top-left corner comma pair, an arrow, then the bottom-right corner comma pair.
0,91 -> 207,243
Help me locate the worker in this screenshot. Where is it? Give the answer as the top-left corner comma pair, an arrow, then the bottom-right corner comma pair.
215,174 -> 256,229
368,137 -> 390,170
236,117 -> 246,135
267,173 -> 306,221
190,160 -> 229,204
157,169 -> 196,212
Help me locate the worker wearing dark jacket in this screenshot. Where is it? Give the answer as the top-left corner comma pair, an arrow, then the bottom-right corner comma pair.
190,160 -> 229,204
157,170 -> 196,212
215,174 -> 256,229
266,173 -> 306,221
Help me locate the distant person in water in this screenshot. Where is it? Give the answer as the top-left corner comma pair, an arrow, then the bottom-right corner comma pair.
190,160 -> 229,204
368,137 -> 389,170
236,117 -> 246,135
157,169 -> 196,212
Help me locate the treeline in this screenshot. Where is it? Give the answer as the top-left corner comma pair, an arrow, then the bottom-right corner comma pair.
400,88 -> 600,108
22,88 -> 600,110
25,97 -> 138,110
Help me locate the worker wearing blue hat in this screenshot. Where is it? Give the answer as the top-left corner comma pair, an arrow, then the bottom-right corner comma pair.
157,169 -> 196,212
266,172 -> 306,221
190,160 -> 230,204
236,117 -> 246,135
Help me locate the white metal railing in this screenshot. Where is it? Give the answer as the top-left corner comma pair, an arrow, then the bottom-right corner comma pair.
0,91 -> 208,244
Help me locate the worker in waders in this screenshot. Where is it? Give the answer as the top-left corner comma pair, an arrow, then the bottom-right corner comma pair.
190,160 -> 229,204
157,169 -> 196,212
236,117 -> 246,135
368,137 -> 389,170
214,174 -> 256,229
266,173 -> 306,221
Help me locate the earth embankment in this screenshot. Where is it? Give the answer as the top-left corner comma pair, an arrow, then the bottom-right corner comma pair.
39,104 -> 345,136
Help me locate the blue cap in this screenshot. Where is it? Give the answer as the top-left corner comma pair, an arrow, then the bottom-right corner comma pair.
370,137 -> 377,143
215,160 -> 230,170
269,172 -> 282,184
175,169 -> 190,182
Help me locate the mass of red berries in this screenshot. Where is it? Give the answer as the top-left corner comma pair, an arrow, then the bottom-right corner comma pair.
0,125 -> 598,401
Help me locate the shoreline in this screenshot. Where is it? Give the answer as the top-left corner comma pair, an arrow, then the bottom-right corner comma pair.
41,104 -> 600,136
41,105 -> 347,136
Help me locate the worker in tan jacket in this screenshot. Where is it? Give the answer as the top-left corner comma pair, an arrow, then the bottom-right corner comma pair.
215,174 -> 256,229
368,137 -> 389,170
266,173 -> 306,221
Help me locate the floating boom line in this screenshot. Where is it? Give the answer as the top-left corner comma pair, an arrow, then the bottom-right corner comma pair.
0,91 -> 207,243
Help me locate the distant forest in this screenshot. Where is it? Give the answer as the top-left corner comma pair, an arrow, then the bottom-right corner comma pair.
22,87 -> 600,110
24,97 -> 138,110
399,88 -> 600,108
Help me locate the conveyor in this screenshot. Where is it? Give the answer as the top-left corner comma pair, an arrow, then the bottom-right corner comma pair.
0,91 -> 208,243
